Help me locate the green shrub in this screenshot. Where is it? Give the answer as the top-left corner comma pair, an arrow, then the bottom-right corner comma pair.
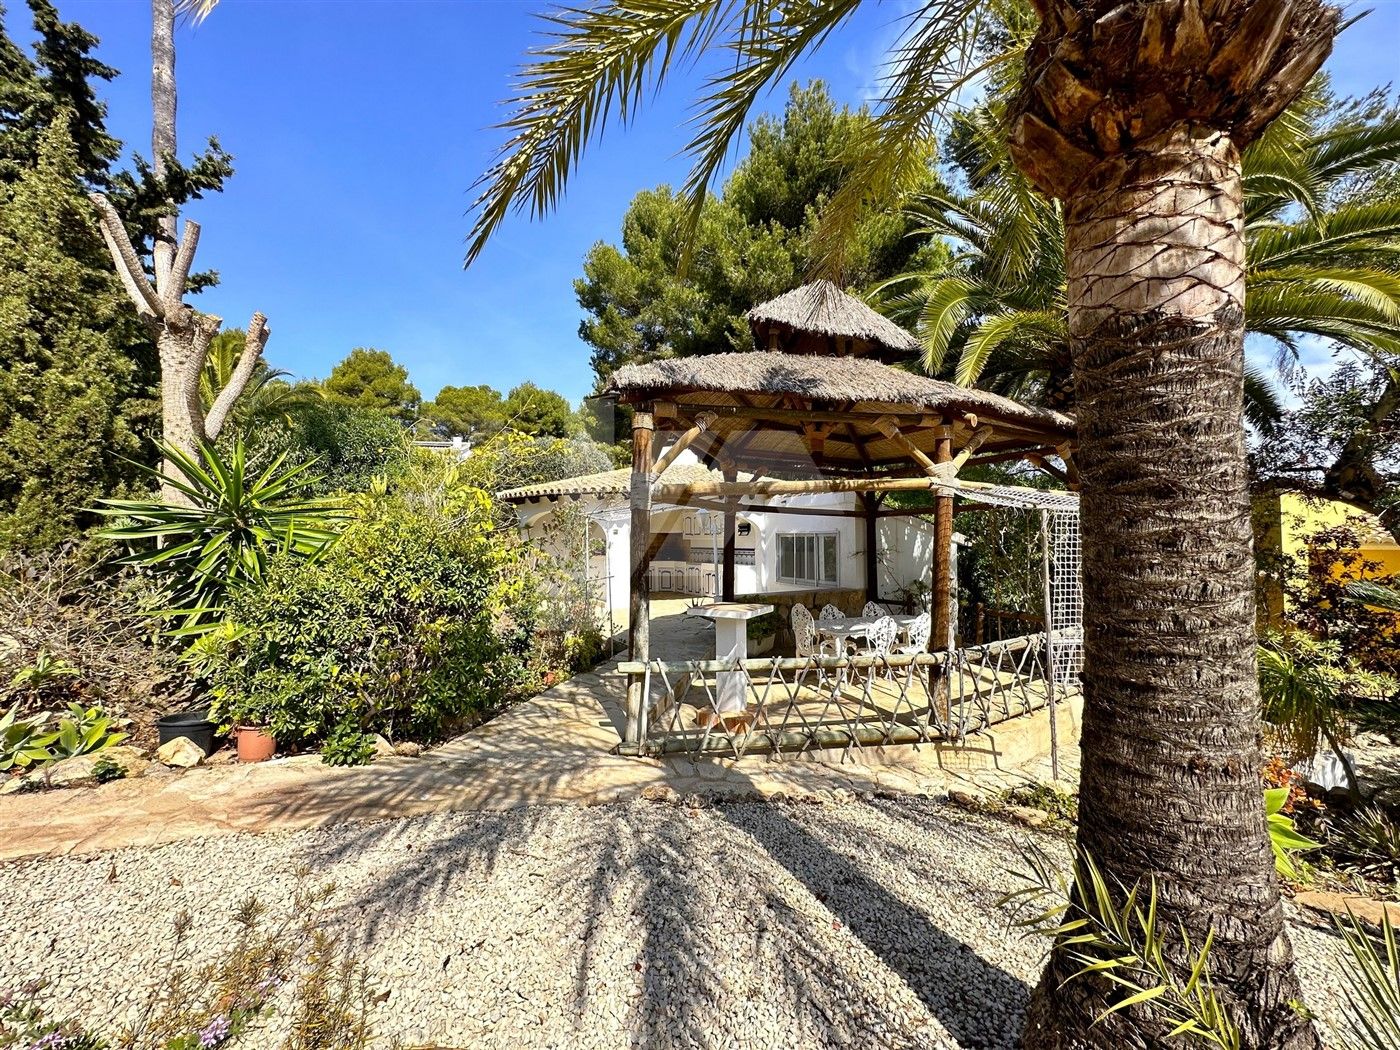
281,401 -> 411,495
320,721 -> 377,767
204,498 -> 536,746
0,704 -> 55,771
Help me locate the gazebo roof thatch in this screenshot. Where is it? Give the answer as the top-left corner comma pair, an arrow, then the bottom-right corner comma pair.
602,351 -> 1073,473
747,280 -> 921,361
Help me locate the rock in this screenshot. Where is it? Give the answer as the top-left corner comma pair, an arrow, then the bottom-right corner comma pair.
392,741 -> 422,758
1294,890 -> 1400,929
372,734 -> 396,758
36,746 -> 151,788
947,790 -> 983,810
155,737 -> 204,768
204,747 -> 238,766
640,784 -> 678,804
1005,804 -> 1052,828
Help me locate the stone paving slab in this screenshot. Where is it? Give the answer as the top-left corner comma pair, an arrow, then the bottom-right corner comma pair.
0,604 -> 1079,863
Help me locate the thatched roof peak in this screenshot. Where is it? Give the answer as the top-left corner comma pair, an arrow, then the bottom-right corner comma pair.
747,279 -> 920,361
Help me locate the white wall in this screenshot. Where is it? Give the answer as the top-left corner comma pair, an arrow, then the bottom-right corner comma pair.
512,482 -> 937,615
875,516 -> 938,602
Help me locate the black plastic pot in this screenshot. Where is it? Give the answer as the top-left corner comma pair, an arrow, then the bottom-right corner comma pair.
156,708 -> 217,756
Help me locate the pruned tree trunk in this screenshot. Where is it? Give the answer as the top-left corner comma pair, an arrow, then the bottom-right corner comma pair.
1005,1 -> 1340,1047
90,0 -> 269,503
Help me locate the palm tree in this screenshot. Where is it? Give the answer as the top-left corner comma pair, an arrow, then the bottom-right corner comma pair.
469,3 -> 1343,1047
199,329 -> 319,432
879,80 -> 1400,420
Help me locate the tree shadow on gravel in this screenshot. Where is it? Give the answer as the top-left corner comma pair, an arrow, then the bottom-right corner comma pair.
720,798 -> 1032,1049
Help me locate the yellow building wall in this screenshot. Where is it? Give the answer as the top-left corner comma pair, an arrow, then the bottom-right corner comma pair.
1254,491 -> 1400,625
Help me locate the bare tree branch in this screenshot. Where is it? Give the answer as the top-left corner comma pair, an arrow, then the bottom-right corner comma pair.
89,192 -> 162,318
182,312 -> 221,442
204,312 -> 269,439
167,219 -> 201,306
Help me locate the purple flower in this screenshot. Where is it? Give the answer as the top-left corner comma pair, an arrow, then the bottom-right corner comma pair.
27,1033 -> 68,1050
198,1014 -> 232,1048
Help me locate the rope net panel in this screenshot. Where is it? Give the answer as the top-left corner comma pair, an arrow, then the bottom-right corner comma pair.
954,484 -> 1082,688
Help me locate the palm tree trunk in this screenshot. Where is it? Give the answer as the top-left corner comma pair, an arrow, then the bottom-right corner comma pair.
1023,128 -> 1317,1050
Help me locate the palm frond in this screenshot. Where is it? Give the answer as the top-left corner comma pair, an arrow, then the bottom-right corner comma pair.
955,308 -> 1063,386
812,6 -> 1012,276
1243,366 -> 1286,434
174,0 -> 221,23
1347,579 -> 1400,612
466,0 -> 733,266
1248,200 -> 1400,270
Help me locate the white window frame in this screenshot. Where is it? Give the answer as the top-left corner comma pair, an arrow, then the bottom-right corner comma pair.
776,532 -> 839,587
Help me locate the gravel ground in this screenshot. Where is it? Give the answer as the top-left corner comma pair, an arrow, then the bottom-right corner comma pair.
0,796 -> 1350,1049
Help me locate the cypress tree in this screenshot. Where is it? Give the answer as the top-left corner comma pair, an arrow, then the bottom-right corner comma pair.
0,115 -> 143,550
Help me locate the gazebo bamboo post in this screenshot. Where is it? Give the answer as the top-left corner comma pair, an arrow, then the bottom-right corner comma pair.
625,408 -> 654,750
932,419 -> 954,650
721,461 -> 737,601
861,493 -> 883,602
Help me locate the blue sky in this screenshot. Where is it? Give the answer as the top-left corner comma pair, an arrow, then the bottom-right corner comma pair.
13,1 -> 1400,404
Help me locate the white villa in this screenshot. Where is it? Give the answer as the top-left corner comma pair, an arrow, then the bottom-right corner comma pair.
499,447 -> 937,616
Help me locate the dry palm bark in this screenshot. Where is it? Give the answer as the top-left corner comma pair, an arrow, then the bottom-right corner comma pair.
90,0 -> 268,499
1006,1 -> 1339,1047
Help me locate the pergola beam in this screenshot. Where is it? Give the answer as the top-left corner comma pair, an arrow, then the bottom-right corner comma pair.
653,474 -> 1003,500
650,410 -> 718,482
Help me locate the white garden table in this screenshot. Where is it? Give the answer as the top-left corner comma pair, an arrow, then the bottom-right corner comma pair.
816,613 -> 922,654
685,602 -> 774,714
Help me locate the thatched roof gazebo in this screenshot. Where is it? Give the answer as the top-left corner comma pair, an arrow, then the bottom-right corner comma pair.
745,278 -> 922,362
598,280 -> 1079,744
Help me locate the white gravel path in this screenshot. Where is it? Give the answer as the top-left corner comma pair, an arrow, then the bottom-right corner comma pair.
0,796 -> 1350,1049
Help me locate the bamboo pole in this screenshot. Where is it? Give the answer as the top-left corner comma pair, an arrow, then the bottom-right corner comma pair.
875,415 -> 943,478
932,423 -> 954,651
721,461 -> 737,601
649,410 -> 716,481
862,493 -> 882,601
652,474 -> 1002,501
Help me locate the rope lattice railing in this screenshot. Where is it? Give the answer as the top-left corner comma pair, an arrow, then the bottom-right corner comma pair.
619,631 -> 1068,758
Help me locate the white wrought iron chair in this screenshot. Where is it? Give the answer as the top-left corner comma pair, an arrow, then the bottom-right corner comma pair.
853,615 -> 898,683
791,603 -> 819,658
819,603 -> 844,622
893,611 -> 932,656
862,600 -> 886,619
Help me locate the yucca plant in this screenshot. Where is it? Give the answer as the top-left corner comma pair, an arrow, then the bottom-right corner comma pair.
1002,841 -> 1240,1049
98,439 -> 347,635
1335,910 -> 1400,1050
1257,633 -> 1358,792
1331,806 -> 1400,882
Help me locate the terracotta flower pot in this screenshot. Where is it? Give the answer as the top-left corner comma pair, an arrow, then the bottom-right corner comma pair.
235,726 -> 276,763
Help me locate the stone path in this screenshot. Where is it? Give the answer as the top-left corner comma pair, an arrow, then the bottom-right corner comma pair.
0,603 -> 1078,863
